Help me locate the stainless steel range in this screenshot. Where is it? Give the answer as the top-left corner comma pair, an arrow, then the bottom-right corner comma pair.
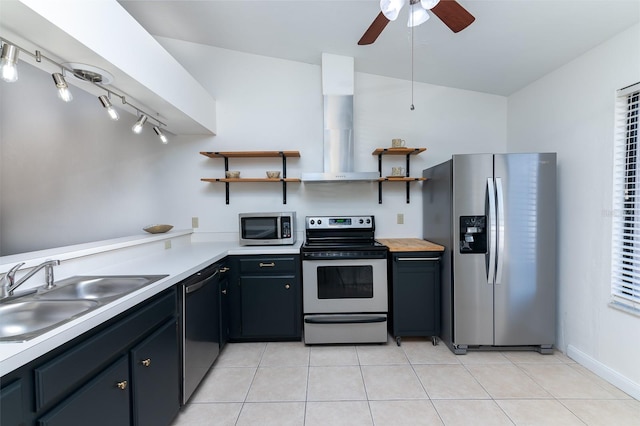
302,215 -> 388,344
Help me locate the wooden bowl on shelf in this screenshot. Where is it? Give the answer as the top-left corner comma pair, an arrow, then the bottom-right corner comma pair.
143,224 -> 173,234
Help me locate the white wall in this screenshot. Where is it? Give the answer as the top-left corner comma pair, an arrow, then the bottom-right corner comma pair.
0,39 -> 507,256
0,62 -> 186,255
508,24 -> 640,397
154,37 -> 507,239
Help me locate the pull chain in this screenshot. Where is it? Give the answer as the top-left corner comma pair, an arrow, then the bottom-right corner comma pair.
410,12 -> 415,110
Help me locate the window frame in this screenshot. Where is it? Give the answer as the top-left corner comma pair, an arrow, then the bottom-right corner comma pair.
611,82 -> 640,314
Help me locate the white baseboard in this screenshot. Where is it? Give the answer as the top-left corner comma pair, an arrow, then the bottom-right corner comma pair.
567,344 -> 640,400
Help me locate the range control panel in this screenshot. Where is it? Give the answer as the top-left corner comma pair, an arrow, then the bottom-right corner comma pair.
305,216 -> 374,230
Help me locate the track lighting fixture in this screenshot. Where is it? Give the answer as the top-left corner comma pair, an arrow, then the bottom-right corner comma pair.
98,95 -> 119,120
1,36 -> 168,134
52,72 -> 73,102
153,126 -> 168,144
132,114 -> 147,134
0,43 -> 19,83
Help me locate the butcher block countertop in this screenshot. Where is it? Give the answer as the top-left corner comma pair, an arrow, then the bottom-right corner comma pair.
378,238 -> 445,252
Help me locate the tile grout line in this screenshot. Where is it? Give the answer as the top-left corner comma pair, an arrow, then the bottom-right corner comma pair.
234,342 -> 268,425
403,340 -> 449,426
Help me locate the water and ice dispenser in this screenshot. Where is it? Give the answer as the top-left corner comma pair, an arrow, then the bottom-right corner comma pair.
459,216 -> 487,253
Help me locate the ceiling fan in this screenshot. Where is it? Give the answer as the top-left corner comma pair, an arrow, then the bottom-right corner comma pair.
358,0 -> 475,45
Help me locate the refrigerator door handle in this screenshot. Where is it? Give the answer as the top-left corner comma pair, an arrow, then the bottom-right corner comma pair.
487,178 -> 497,284
495,177 -> 505,284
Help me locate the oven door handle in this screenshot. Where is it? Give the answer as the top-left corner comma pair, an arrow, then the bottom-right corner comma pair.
304,316 -> 387,324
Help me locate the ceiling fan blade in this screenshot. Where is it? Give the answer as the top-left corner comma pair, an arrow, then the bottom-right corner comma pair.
431,0 -> 475,33
358,12 -> 390,45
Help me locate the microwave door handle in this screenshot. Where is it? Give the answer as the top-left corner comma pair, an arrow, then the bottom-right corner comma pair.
487,178 -> 497,284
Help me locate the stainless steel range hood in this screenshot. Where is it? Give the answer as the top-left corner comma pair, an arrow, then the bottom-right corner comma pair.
302,54 -> 379,182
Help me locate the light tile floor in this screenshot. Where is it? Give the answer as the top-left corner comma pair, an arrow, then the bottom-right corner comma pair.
171,337 -> 639,425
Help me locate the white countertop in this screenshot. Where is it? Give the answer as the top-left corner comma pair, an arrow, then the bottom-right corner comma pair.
0,234 -> 302,376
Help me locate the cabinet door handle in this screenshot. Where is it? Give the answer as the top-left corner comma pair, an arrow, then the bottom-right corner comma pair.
284,284 -> 290,289
259,262 -> 275,268
221,289 -> 227,295
396,257 -> 441,261
141,358 -> 151,367
116,380 -> 128,390
220,267 -> 230,273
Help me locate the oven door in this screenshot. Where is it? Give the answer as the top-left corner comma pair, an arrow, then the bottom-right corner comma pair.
302,258 -> 387,313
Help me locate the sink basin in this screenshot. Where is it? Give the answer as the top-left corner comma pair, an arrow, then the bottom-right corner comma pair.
0,275 -> 168,342
39,275 -> 168,301
0,299 -> 99,342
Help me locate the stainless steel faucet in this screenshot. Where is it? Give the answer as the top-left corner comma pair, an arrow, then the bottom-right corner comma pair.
0,259 -> 61,298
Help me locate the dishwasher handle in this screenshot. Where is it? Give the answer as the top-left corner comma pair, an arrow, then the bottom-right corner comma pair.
185,269 -> 221,294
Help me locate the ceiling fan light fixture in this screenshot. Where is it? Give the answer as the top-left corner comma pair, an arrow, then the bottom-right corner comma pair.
420,0 -> 440,10
380,0 -> 406,21
408,3 -> 429,27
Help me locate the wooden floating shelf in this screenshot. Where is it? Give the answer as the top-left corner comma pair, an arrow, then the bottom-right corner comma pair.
372,148 -> 426,156
378,177 -> 427,182
372,147 -> 427,204
200,150 -> 300,204
200,151 -> 300,159
201,178 -> 301,183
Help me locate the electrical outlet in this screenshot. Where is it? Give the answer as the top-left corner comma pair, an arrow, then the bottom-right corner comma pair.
397,213 -> 404,224
164,240 -> 172,250
192,217 -> 199,228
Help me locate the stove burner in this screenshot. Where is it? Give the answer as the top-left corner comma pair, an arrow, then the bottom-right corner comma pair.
302,215 -> 386,259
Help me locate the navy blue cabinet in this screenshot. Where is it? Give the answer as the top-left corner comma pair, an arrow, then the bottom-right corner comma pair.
37,356 -> 131,426
388,252 -> 442,346
0,288 -> 179,426
228,255 -> 301,341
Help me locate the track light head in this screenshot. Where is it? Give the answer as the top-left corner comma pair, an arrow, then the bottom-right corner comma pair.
1,43 -> 19,83
132,114 -> 147,134
52,72 -> 72,102
98,95 -> 119,120
153,126 -> 169,144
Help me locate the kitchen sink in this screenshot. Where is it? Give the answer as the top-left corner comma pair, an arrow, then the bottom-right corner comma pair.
0,299 -> 99,342
0,274 -> 168,342
38,275 -> 168,301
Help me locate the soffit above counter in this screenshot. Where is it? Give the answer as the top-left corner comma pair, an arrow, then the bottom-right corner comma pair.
0,0 -> 216,135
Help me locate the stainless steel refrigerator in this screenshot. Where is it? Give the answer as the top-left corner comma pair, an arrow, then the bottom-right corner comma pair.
423,153 -> 556,354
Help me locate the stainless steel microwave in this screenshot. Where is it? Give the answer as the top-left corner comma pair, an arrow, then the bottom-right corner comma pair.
239,212 -> 296,246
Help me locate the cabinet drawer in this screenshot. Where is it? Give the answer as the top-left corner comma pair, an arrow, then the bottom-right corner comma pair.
37,355 -> 130,426
239,257 -> 297,274
34,290 -> 176,411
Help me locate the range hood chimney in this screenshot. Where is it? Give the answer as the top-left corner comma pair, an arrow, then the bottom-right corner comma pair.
302,54 -> 379,182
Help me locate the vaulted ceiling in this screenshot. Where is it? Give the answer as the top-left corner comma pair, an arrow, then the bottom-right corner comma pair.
119,0 -> 640,96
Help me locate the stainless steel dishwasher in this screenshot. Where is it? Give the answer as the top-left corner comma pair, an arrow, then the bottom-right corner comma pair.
179,261 -> 228,404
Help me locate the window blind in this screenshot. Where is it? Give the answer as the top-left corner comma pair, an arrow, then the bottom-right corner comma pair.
612,82 -> 640,312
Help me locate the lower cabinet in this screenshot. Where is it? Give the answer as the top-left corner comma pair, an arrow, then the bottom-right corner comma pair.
130,319 -> 180,426
0,288 -> 180,426
228,255 -> 301,341
37,355 -> 131,426
0,379 -> 24,426
388,252 -> 442,346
